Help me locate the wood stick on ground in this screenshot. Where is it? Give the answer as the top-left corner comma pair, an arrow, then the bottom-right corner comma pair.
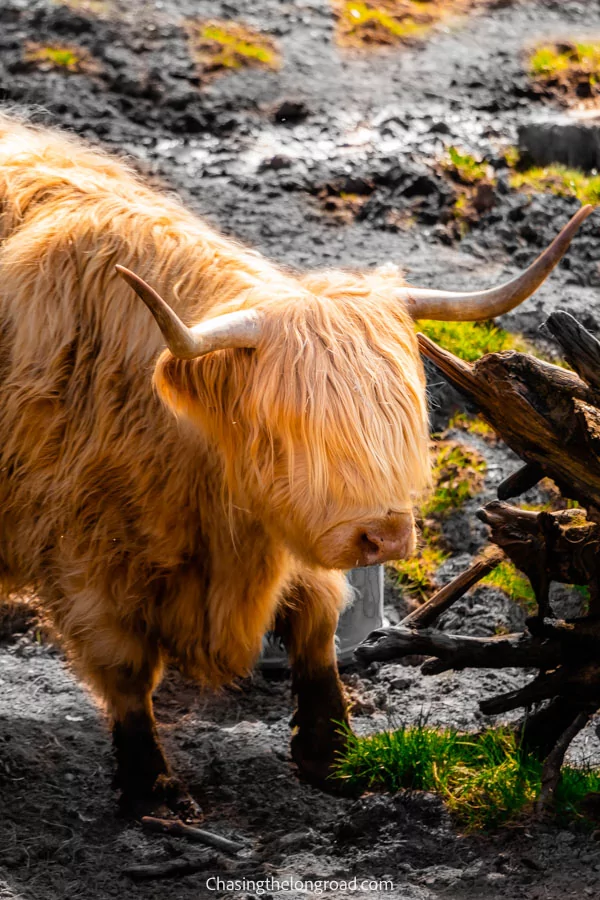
355,626 -> 563,670
537,711 -> 590,812
141,816 -> 246,855
400,546 -> 505,630
123,852 -> 219,881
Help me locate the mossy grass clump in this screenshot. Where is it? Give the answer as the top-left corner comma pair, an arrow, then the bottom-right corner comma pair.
482,560 -> 537,612
510,164 -> 600,207
334,724 -> 600,830
418,319 -> 528,363
391,440 -> 486,598
447,411 -> 497,441
422,441 -> 486,517
444,146 -> 490,185
187,19 -> 280,78
389,545 -> 449,602
529,40 -> 600,104
334,1 -> 430,47
439,146 -> 497,236
24,42 -> 98,74
333,1 -> 493,50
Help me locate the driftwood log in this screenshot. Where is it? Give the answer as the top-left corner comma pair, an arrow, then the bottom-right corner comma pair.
357,311 -> 600,796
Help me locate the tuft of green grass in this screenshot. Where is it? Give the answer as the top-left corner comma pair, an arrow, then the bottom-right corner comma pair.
510,164 -> 600,207
338,1 -> 428,44
447,411 -> 496,441
391,545 -> 449,602
24,42 -> 96,73
530,41 -> 600,83
390,440 -> 485,599
423,441 -> 487,517
445,146 -> 489,184
334,724 -> 600,830
418,319 -> 528,363
482,560 -> 537,613
187,19 -> 280,76
503,145 -> 520,168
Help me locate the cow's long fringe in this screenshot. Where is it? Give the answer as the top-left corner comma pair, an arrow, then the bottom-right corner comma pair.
0,113 -> 429,695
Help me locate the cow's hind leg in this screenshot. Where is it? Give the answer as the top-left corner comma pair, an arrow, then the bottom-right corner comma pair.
274,569 -> 352,789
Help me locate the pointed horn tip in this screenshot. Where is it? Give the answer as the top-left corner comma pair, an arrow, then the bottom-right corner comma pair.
115,264 -> 140,289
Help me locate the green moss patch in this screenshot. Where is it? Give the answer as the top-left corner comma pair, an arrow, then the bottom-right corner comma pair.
423,441 -> 486,517
334,0 -> 429,47
390,545 -> 449,602
332,1 -> 494,50
445,146 -> 490,185
418,319 -> 528,363
186,20 -> 280,79
24,42 -> 99,74
447,411 -> 497,442
391,440 -> 485,599
510,164 -> 600,206
482,560 -> 537,613
334,724 -> 600,830
440,146 -> 497,237
529,40 -> 600,106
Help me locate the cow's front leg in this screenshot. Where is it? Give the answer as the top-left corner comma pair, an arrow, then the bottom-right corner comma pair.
85,637 -> 199,819
275,569 -> 352,788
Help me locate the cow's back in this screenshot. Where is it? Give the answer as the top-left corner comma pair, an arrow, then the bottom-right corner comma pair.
0,116 -> 210,608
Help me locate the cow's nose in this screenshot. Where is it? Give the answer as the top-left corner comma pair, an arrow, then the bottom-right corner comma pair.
359,529 -> 413,565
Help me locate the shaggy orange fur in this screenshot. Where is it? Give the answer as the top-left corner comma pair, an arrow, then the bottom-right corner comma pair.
0,113 -> 429,807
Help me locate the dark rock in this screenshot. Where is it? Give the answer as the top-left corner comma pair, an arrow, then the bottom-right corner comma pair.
518,121 -> 600,173
258,154 -> 294,172
273,98 -> 310,124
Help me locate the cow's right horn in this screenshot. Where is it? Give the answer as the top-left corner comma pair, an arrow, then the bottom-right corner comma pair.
116,266 -> 262,359
398,205 -> 593,321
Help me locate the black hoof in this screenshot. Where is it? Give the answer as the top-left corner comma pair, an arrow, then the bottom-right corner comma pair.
119,774 -> 202,821
290,729 -> 359,796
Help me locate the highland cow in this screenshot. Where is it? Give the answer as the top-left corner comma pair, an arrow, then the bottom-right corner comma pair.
0,114 -> 590,816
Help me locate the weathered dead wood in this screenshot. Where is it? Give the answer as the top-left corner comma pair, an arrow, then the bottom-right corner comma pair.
417,332 -> 600,509
545,311 -> 600,393
141,817 -> 245,854
123,852 -> 219,881
400,546 -> 505,629
480,662 -> 600,715
478,501 -> 600,596
355,626 -> 563,670
497,462 -> 544,501
364,323 -> 600,784
520,697 -> 586,758
537,711 -> 591,811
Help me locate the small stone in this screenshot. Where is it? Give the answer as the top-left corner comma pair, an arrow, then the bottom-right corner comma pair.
273,99 -> 310,124
258,154 -> 294,172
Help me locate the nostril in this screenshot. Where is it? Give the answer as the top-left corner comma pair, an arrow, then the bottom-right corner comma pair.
360,532 -> 383,556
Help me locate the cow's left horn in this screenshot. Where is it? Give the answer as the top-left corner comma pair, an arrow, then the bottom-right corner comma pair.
116,266 -> 261,359
399,205 -> 593,321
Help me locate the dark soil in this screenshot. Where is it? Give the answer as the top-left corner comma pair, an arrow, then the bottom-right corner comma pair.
2,1 -> 600,898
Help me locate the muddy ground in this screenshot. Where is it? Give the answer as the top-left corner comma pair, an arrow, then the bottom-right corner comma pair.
2,0 -> 600,898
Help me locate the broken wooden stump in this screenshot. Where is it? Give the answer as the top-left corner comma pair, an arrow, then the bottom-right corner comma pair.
358,310 -> 600,799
